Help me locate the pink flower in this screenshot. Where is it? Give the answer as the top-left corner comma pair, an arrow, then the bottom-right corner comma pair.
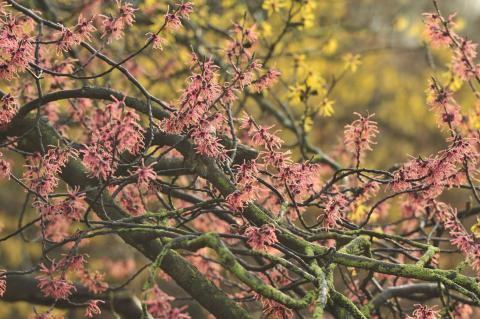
117,0 -> 137,27
191,126 -> 227,159
118,184 -> 146,216
177,2 -> 194,19
0,152 -> 11,179
80,270 -> 108,294
61,187 -> 86,221
451,41 -> 480,80
0,93 -> 18,126
450,233 -> 473,254
56,27 -> 80,53
254,68 -> 281,92
102,17 -> 124,42
81,144 -> 115,181
323,193 -> 349,229
244,224 -> 278,250
24,148 -> 76,196
254,294 -> 294,319
165,11 -> 182,30
453,303 -> 473,319
165,307 -> 191,319
74,15 -> 96,42
0,270 -> 6,297
85,299 -> 105,318
147,33 -> 167,50
344,112 -> 378,164
423,12 -> 454,48
249,125 -> 283,150
407,304 -> 439,319
132,161 -> 158,189
100,1 -> 136,42
36,263 -> 76,300
145,285 -> 174,318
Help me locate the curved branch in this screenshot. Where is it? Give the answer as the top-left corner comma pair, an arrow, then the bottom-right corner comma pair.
2,275 -> 144,319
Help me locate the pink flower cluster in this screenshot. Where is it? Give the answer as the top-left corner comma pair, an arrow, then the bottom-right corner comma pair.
145,285 -> 191,319
407,304 -> 439,319
434,202 -> 480,275
426,81 -> 462,130
0,93 -> 18,127
423,11 -> 480,81
226,160 -> 261,210
254,293 -> 294,319
165,2 -> 193,31
35,255 -> 107,317
162,56 -> 228,160
0,270 -> 6,297
244,224 -> 278,250
423,13 -> 454,48
0,11 -> 34,80
132,160 -> 158,190
344,112 -> 378,165
23,147 -> 77,197
36,261 -> 76,300
82,96 -> 144,180
391,136 -> 477,214
253,68 -> 281,92
55,16 -> 95,53
101,0 -> 137,42
84,299 -> 104,318
0,151 -> 11,179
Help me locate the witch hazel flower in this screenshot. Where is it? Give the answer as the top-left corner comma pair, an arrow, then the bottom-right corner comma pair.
407,304 -> 439,319
0,270 -> 6,297
80,269 -> 108,294
177,2 -> 194,19
74,15 -> 96,42
323,192 -> 349,229
101,0 -> 137,42
426,81 -> 462,129
132,160 -> 158,190
145,285 -> 175,318
55,15 -> 96,53
0,152 -> 11,179
344,112 -> 378,165
452,39 -> 480,81
254,293 -> 294,319
253,68 -> 281,92
36,262 -> 76,300
147,33 -> 167,50
165,11 -> 182,31
23,147 -> 77,197
0,13 -> 34,80
423,12 -> 454,48
0,93 -> 18,127
244,224 -> 278,250
85,299 -> 105,318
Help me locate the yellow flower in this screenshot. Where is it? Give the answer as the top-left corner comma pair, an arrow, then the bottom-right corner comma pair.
471,218 -> 480,235
343,53 -> 362,73
322,38 -> 338,55
261,22 -> 273,38
394,16 -> 409,32
303,116 -> 314,133
262,0 -> 287,16
306,72 -> 326,95
319,98 -> 335,117
299,1 -> 316,29
288,83 -> 305,104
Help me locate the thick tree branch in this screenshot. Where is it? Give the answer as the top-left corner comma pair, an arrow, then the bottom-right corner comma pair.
2,275 -> 144,319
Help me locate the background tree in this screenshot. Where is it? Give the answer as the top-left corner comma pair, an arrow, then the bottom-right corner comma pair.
1,0 -> 480,318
